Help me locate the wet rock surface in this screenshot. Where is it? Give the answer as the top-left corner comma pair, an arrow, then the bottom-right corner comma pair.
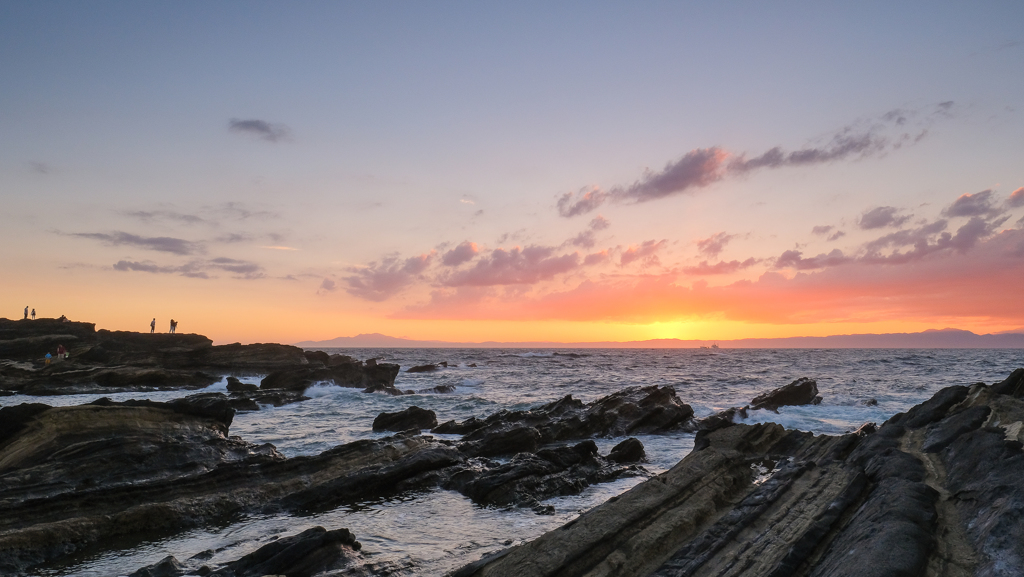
436,385 -> 697,447
0,387 -> 654,574
454,368 -> 1024,577
126,526 -> 363,577
373,406 -> 439,432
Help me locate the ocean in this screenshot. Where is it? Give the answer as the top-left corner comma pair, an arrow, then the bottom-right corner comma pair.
4,347 -> 1022,576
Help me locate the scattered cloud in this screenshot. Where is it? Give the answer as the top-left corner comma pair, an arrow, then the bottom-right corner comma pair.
344,253 -> 435,301
319,278 -> 337,293
71,231 -> 202,255
944,189 -> 1003,218
828,230 -> 846,241
442,241 -> 479,266
123,210 -> 206,225
442,246 -> 579,287
811,225 -> 834,235
557,104 -> 952,218
859,206 -> 911,230
28,161 -> 52,175
620,239 -> 667,266
112,257 -> 264,279
1008,187 -> 1024,208
683,258 -> 760,275
696,232 -> 736,258
262,245 -> 299,251
558,148 -> 728,217
564,216 -> 612,248
775,249 -> 852,270
228,118 -> 291,142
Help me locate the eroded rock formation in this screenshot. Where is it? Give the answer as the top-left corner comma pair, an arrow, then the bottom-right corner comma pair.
454,368 -> 1024,577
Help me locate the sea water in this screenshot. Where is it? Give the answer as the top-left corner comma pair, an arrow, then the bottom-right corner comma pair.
4,348 -> 1021,576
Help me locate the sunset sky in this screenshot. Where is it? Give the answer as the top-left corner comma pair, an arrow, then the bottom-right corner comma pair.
2,2 -> 1023,344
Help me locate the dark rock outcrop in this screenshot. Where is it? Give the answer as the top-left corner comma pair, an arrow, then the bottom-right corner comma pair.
127,526 -> 362,577
0,394 -> 649,574
454,369 -> 1024,577
225,376 -> 257,392
372,406 -> 439,432
260,361 -> 401,392
749,376 -> 821,411
437,385 -> 696,455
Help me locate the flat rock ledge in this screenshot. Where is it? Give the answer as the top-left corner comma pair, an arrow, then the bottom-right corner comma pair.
453,368 -> 1024,577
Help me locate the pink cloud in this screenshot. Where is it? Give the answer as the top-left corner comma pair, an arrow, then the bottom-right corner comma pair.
442,241 -> 479,266
344,252 -> 434,301
441,245 -> 580,286
683,258 -> 759,275
394,227 -> 1024,326
620,239 -> 667,266
1007,187 -> 1024,208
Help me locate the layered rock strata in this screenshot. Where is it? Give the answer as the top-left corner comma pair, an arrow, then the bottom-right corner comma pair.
454,368 -> 1024,577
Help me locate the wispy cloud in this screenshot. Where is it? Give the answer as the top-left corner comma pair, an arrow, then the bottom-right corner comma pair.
112,257 -> 264,279
28,161 -> 52,175
228,118 -> 291,142
557,104 -> 952,217
442,246 -> 579,286
696,232 -> 735,258
123,210 -> 206,225
683,258 -> 759,275
564,216 -> 612,248
71,231 -> 203,255
620,239 -> 666,266
344,253 -> 434,301
859,206 -> 911,230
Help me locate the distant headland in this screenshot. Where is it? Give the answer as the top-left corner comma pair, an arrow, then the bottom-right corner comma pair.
296,327 -> 1024,349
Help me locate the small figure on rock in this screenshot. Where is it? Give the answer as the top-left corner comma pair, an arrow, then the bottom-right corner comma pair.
56,344 -> 66,360
150,318 -> 156,333
169,319 -> 177,334
44,352 -> 52,365
58,314 -> 68,322
31,308 -> 36,320
24,306 -> 28,320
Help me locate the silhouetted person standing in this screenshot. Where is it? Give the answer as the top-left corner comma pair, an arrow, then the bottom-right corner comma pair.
31,308 -> 36,320
24,306 -> 28,320
150,318 -> 156,333
169,319 -> 177,334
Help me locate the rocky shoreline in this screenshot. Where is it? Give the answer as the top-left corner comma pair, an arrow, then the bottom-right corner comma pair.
1,318 -> 1022,576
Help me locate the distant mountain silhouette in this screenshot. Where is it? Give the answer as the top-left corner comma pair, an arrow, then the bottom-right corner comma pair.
295,328 -> 1024,349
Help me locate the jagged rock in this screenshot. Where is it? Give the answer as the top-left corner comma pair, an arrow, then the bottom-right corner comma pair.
442,386 -> 695,457
433,416 -> 487,435
363,382 -> 410,395
407,364 -> 440,373
445,440 -> 646,510
128,555 -> 186,577
260,361 -> 400,392
225,377 -> 257,392
372,406 -> 438,432
210,526 -> 361,577
607,437 -> 646,463
460,426 -> 542,457
454,369 -> 1024,577
749,376 -> 821,411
